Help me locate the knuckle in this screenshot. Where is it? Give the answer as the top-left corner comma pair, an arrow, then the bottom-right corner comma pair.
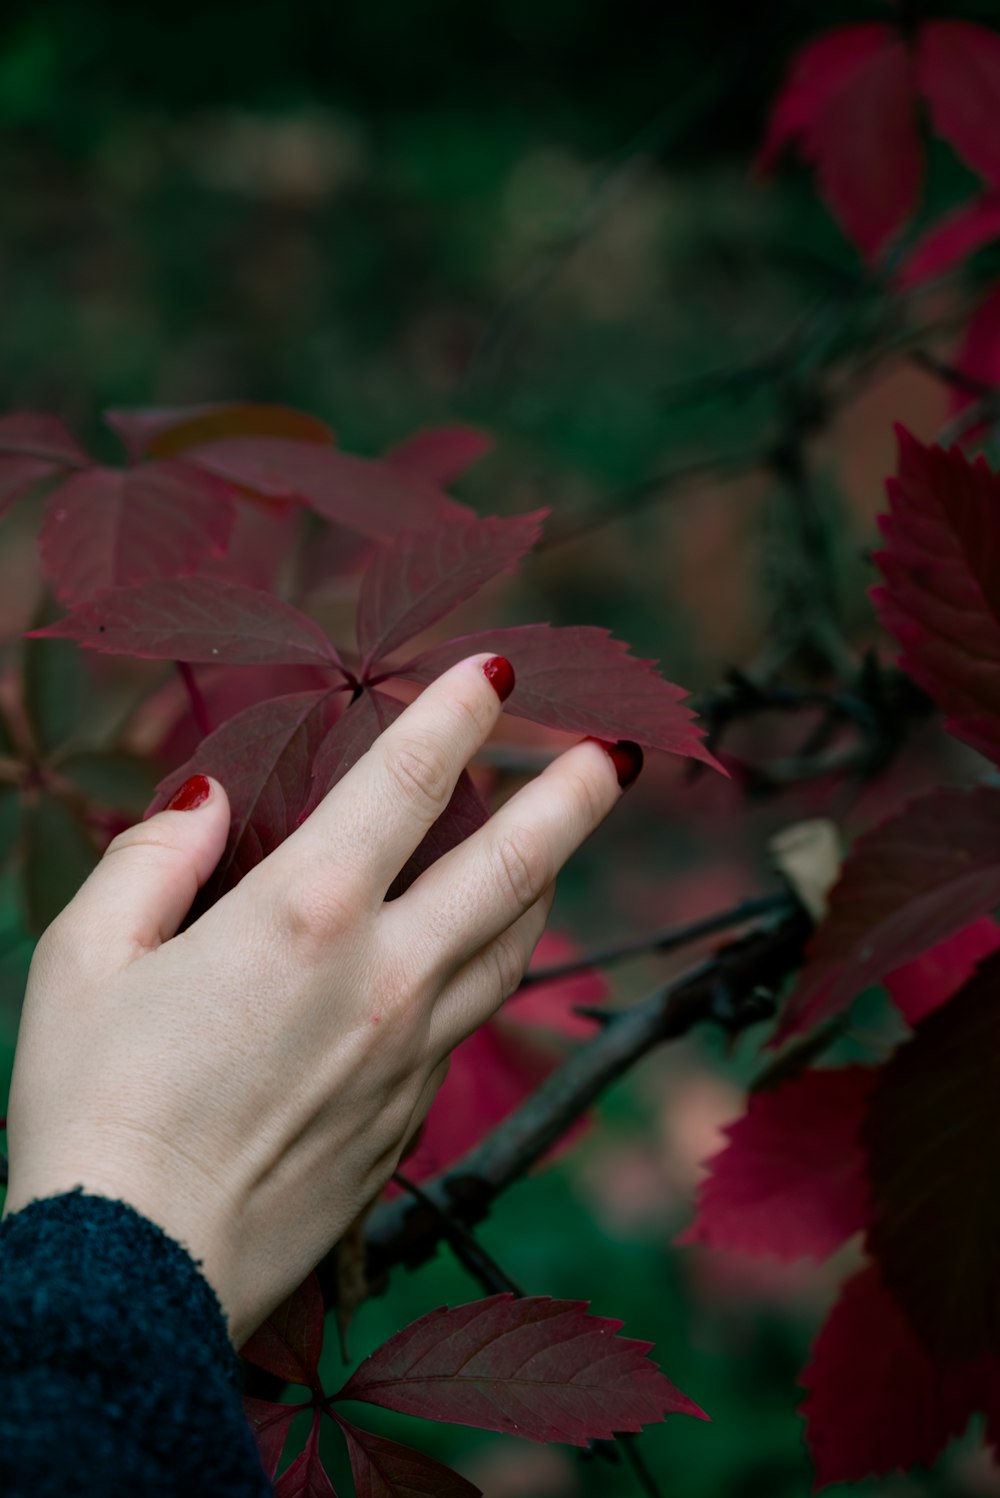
494,826 -> 547,909
491,931 -> 526,1000
384,733 -> 452,818
276,879 -> 361,954
567,765 -> 607,828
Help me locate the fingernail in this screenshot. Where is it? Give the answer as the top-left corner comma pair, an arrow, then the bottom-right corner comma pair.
483,655 -> 515,702
587,738 -> 644,789
166,773 -> 212,811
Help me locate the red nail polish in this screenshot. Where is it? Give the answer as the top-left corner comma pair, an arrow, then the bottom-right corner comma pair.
166,773 -> 211,811
483,655 -> 515,702
588,738 -> 644,789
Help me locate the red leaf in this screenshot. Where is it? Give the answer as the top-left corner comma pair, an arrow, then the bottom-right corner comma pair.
776,785 -> 1000,1042
502,931 -> 607,1041
357,512 -> 545,671
39,460 -> 236,605
335,1294 -> 705,1442
243,1397 -> 303,1481
275,1415 -> 338,1497
31,577 -> 345,670
303,689 -> 393,820
897,192 -> 1000,288
872,429 -> 1000,765
801,1266 -> 979,1487
865,951 -> 1000,1363
400,1024 -> 557,1185
953,285 -> 1000,419
0,411 -> 89,466
104,402 -> 334,462
760,26 -> 920,259
303,688 -> 489,897
183,438 -> 468,540
403,625 -> 719,767
884,917 -> 1000,1025
918,21 -> 1000,189
152,689 -> 341,895
241,1273 -> 326,1387
384,426 -> 493,488
337,1418 -> 482,1498
678,1067 -> 874,1262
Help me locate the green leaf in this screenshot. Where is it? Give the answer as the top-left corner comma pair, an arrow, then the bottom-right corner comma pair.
0,784 -> 20,872
23,635 -> 83,756
59,750 -> 158,814
21,794 -> 98,934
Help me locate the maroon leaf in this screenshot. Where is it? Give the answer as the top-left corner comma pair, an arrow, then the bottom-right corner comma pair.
275,1415 -> 338,1497
337,1419 -> 481,1498
678,1067 -> 874,1263
357,512 -> 545,671
865,951 -> 1000,1363
303,689 -> 393,820
502,931 -> 607,1041
759,25 -> 921,260
104,402 -> 334,462
403,624 -> 719,767
31,576 -> 345,670
152,689 -> 342,895
39,460 -> 236,605
243,1397 -> 304,1481
384,425 -> 493,488
335,1294 -> 705,1443
776,785 -> 1000,1042
897,192 -> 1000,288
0,411 -> 89,466
184,438 -> 469,540
918,22 -> 1000,189
872,430 -> 1000,765
399,1021 -> 557,1186
884,917 -> 1000,1025
954,285 -> 1000,419
240,1272 -> 326,1387
800,1266 -> 980,1487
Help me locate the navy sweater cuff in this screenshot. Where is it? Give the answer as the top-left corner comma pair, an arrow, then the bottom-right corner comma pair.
0,1189 -> 271,1496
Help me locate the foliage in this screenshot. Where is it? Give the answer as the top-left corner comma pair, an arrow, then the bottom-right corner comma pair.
4,5 -> 1000,1495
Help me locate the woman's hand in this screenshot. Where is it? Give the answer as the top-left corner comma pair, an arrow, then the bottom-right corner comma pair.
2,655 -> 638,1345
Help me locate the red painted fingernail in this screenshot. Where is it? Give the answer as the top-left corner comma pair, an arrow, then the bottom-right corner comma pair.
587,738 -> 644,789
483,655 -> 515,702
166,773 -> 212,811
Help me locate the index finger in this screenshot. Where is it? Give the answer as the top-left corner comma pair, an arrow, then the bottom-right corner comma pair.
264,654 -> 513,905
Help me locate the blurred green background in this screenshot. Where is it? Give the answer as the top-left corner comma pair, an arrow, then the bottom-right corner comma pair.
1,3 -> 996,1495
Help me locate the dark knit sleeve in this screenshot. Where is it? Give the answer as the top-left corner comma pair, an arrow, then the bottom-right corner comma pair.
0,1189 -> 272,1497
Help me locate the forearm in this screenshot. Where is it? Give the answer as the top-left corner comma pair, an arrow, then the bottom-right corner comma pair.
0,1190 -> 270,1497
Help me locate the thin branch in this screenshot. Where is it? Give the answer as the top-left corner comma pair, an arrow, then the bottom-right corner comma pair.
517,892 -> 792,987
175,661 -> 211,738
908,348 -> 999,403
538,449 -> 765,551
390,1172 -> 523,1296
345,907 -> 810,1289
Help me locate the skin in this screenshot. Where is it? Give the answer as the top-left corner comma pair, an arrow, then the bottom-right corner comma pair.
2,655 -> 628,1347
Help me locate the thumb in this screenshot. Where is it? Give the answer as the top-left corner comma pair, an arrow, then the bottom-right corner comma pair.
50,774 -> 231,975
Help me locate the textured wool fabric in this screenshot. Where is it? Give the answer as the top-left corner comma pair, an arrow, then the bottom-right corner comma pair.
0,1190 -> 272,1496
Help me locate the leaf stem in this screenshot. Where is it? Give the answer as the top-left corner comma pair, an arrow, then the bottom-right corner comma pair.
175,661 -> 211,738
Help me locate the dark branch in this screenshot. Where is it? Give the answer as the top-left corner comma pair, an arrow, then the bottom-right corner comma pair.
517,892 -> 793,987
344,906 -> 810,1291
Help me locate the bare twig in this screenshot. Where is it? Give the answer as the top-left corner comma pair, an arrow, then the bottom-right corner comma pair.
346,907 -> 810,1289
517,892 -> 792,987
538,449 -> 765,551
175,662 -> 211,738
